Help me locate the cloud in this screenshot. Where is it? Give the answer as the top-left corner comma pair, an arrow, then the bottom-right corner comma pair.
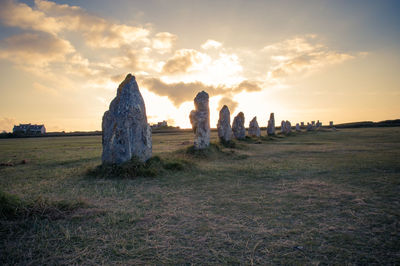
201,39 -> 222,50
162,49 -> 209,74
234,80 -> 263,92
0,0 -> 150,48
263,35 -> 354,79
110,74 -> 126,83
0,0 -> 63,35
218,97 -> 238,113
141,76 -> 262,107
142,77 -> 222,105
0,117 -> 16,132
35,0 -> 150,48
152,32 -> 177,53
0,32 -> 75,67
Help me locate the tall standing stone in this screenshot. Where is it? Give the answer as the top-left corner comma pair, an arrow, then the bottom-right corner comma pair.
189,91 -> 210,149
102,74 -> 152,164
248,116 -> 261,137
217,105 -> 232,143
232,112 -> 246,140
267,113 -> 275,136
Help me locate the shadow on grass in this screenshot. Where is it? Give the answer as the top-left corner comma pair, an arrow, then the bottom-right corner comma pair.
0,190 -> 88,220
87,156 -> 190,179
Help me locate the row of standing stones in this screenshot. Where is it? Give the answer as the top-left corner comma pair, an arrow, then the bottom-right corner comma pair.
101,74 -> 333,164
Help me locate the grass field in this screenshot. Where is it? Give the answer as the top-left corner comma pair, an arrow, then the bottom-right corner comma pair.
1,128 -> 399,264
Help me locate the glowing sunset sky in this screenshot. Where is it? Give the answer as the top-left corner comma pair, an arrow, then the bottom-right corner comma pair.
0,0 -> 399,132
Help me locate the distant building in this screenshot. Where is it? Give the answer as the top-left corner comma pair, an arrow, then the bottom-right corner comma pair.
13,124 -> 46,135
151,120 -> 168,129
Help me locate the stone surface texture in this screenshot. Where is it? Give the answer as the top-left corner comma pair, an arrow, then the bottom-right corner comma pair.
189,91 -> 210,149
267,113 -> 275,135
102,74 -> 152,164
281,120 -> 286,134
248,116 -> 261,137
285,120 -> 292,134
306,122 -> 313,131
232,112 -> 246,139
217,105 -> 232,142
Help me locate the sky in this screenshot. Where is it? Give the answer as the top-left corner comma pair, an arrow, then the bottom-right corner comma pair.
0,0 -> 399,132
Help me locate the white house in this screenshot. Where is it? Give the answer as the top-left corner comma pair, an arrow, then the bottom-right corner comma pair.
13,124 -> 46,134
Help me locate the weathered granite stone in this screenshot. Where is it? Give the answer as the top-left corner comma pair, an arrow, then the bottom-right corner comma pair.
232,112 -> 246,139
281,120 -> 286,134
296,123 -> 301,131
267,112 -> 275,135
189,91 -> 210,149
102,74 -> 152,164
217,105 -> 232,142
248,116 -> 261,137
285,120 -> 292,134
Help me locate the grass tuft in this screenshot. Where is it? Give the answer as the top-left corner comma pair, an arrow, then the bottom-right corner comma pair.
219,138 -> 236,148
0,190 -> 87,220
87,155 -> 188,178
0,189 -> 24,218
185,143 -> 230,158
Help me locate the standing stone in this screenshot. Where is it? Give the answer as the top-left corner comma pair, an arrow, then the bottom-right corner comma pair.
102,74 -> 152,164
281,120 -> 286,134
285,120 -> 292,134
306,122 -> 313,131
296,123 -> 301,131
248,116 -> 261,137
267,112 -> 275,135
189,91 -> 210,149
232,112 -> 246,140
217,105 -> 232,143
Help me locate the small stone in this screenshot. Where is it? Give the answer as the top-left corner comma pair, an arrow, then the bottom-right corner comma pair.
232,112 -> 246,140
217,105 -> 233,143
102,74 -> 152,164
281,120 -> 286,134
189,91 -> 210,149
285,120 -> 292,134
248,116 -> 261,137
267,112 -> 275,136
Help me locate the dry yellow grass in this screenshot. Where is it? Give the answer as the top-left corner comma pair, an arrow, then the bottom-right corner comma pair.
1,127 -> 399,264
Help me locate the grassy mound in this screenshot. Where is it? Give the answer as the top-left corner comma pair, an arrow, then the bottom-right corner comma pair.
183,142 -> 244,160
0,190 -> 87,220
219,138 -> 236,148
88,156 -> 189,178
